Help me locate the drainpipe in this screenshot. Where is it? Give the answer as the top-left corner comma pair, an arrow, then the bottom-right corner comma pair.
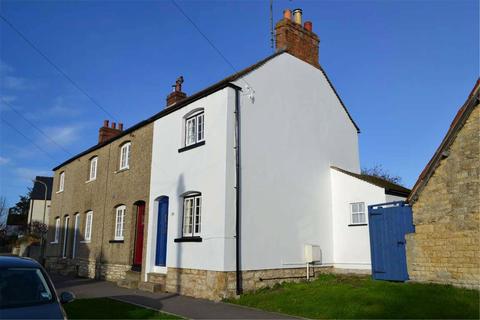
234,86 -> 242,295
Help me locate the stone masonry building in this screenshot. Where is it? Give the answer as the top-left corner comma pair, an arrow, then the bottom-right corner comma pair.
45,120 -> 154,284
406,79 -> 479,289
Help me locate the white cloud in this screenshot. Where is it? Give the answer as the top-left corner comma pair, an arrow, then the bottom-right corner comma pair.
0,59 -> 31,91
0,157 -> 9,165
15,167 -> 51,182
42,124 -> 83,146
47,96 -> 82,117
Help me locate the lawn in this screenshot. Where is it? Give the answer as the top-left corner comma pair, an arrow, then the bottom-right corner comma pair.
64,297 -> 181,319
227,274 -> 479,319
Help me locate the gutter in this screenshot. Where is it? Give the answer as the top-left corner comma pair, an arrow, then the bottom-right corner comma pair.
233,86 -> 242,295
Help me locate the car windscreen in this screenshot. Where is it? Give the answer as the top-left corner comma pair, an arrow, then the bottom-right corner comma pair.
0,267 -> 54,309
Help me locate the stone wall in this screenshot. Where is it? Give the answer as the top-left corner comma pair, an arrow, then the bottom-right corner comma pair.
406,106 -> 479,289
46,257 -> 131,282
165,266 -> 336,301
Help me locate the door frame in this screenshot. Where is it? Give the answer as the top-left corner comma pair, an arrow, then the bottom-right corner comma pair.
72,213 -> 80,258
62,215 -> 70,258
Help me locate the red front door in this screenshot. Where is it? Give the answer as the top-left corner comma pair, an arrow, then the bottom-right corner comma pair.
133,203 -> 145,267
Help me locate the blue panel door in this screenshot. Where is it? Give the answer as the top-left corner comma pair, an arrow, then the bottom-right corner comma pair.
155,197 -> 169,266
368,201 -> 415,281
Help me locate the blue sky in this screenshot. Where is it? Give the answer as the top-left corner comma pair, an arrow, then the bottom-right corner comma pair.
0,0 -> 478,209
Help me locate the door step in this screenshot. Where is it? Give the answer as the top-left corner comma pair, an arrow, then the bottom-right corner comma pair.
138,282 -> 163,293
124,270 -> 141,281
117,279 -> 139,289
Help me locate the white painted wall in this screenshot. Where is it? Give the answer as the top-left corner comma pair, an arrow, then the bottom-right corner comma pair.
146,87 -> 237,276
330,168 -> 406,270
28,199 -> 51,225
233,53 -> 361,271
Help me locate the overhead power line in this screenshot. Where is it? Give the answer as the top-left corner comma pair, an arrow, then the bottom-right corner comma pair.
1,99 -> 73,156
0,14 -> 118,122
0,117 -> 56,160
170,0 -> 252,89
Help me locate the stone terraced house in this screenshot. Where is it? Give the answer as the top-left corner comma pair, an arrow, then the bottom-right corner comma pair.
46,8 -> 410,300
406,79 -> 479,289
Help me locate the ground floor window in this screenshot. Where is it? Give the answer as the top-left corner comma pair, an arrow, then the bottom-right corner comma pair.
114,205 -> 126,240
350,202 -> 366,225
182,194 -> 201,237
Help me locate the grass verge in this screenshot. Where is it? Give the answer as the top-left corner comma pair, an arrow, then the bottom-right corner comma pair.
64,297 -> 182,319
226,274 -> 479,319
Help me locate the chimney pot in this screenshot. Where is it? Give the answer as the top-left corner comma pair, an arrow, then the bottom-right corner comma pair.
111,122 -> 116,129
103,120 -> 109,127
293,8 -> 302,24
304,21 -> 312,32
118,123 -> 124,131
283,9 -> 292,21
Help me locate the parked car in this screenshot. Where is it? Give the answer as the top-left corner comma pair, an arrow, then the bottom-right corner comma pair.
0,255 -> 75,319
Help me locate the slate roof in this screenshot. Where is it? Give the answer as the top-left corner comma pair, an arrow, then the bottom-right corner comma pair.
331,166 -> 411,197
408,79 -> 480,203
53,51 -> 360,170
30,176 -> 53,200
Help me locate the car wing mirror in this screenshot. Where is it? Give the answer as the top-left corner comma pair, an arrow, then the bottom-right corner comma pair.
60,291 -> 75,304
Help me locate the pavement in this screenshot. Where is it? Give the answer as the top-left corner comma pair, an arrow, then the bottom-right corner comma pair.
52,275 -> 296,319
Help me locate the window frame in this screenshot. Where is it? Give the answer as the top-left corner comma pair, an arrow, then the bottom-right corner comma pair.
52,217 -> 60,243
84,211 -> 93,242
119,143 -> 131,170
88,157 -> 98,181
58,172 -> 65,192
114,205 -> 126,241
182,193 -> 202,237
184,112 -> 205,147
350,202 -> 367,225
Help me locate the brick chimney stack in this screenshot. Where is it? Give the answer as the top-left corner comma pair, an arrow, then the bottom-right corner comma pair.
166,76 -> 187,107
98,120 -> 123,144
275,8 -> 320,68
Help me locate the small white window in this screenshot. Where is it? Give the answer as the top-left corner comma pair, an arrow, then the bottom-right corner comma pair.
185,112 -> 204,146
89,157 -> 98,181
58,172 -> 65,192
350,202 -> 366,225
114,205 -> 126,240
182,194 -> 201,237
84,211 -> 93,241
119,143 -> 131,170
52,217 -> 60,243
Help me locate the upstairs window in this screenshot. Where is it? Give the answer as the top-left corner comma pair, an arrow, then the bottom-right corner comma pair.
119,142 -> 131,170
350,202 -> 366,225
185,112 -> 204,146
84,211 -> 93,241
58,172 -> 65,192
89,157 -> 98,181
182,193 -> 202,237
114,205 -> 126,240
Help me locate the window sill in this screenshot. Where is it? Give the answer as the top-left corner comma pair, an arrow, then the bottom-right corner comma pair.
178,141 -> 205,153
50,241 -> 58,244
348,223 -> 368,227
109,239 -> 124,243
115,167 -> 129,174
56,190 -> 63,194
80,240 -> 91,243
174,236 -> 202,243
85,179 -> 96,184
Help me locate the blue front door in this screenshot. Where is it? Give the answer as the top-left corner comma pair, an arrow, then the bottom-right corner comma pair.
155,197 -> 169,266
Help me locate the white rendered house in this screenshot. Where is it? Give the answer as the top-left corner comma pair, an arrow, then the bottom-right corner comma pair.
144,9 -> 409,300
